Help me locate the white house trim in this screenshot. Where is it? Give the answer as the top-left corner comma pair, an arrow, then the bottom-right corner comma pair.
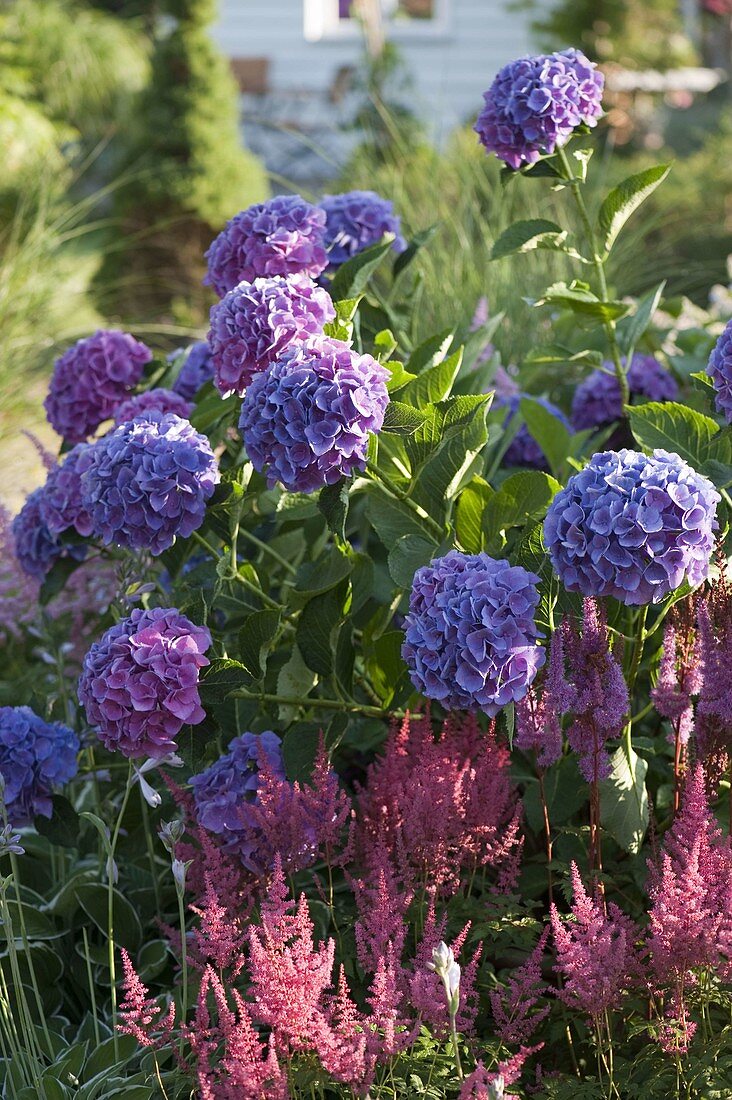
304,0 -> 452,44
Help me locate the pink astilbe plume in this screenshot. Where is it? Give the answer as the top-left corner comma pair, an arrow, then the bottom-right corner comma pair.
695,577 -> 732,779
515,629 -> 574,768
189,871 -> 248,974
564,599 -> 629,784
490,927 -> 550,1046
353,840 -> 412,973
118,949 -> 175,1048
357,712 -> 522,894
647,764 -> 732,988
551,863 -> 640,1020
365,944 -> 414,1060
459,1045 -> 538,1098
317,966 -> 376,1091
651,604 -> 700,749
187,967 -> 286,1099
409,903 -> 482,1037
248,856 -> 335,1053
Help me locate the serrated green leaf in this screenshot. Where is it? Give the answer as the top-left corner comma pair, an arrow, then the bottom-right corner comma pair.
455,477 -> 493,553
364,485 -> 438,550
395,348 -> 462,407
405,329 -> 454,375
616,281 -> 666,354
534,281 -> 630,322
328,238 -> 393,300
237,609 -> 281,681
387,534 -> 438,588
318,479 -> 350,540
296,581 -> 349,676
411,395 -> 490,512
483,470 -> 561,551
382,401 -> 430,435
519,397 -> 572,479
490,218 -> 566,260
599,743 -> 648,854
597,164 -> 671,254
277,646 -> 318,723
627,401 -> 720,467
199,658 -> 253,704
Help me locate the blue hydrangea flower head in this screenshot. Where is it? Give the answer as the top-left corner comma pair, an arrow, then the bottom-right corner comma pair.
79,411 -> 219,555
113,388 -> 192,425
475,48 -> 604,169
0,706 -> 78,823
171,341 -> 215,401
12,489 -> 62,579
190,731 -> 285,868
707,318 -> 732,423
204,195 -> 328,298
544,448 -> 719,605
239,336 -> 390,493
572,354 -> 678,431
500,393 -> 570,469
44,330 -> 153,444
319,190 -> 406,269
402,550 -> 545,713
208,274 -> 335,397
78,606 -> 211,759
39,443 -> 96,539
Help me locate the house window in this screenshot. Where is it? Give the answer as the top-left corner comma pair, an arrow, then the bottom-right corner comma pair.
305,0 -> 449,42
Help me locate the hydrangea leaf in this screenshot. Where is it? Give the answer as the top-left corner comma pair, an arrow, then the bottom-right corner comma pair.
328,238 -> 393,301
490,218 -> 566,261
627,401 -> 720,468
393,223 -> 438,279
599,744 -> 649,854
483,471 -> 561,553
597,164 -> 671,255
237,609 -> 281,682
455,477 -> 493,554
387,534 -> 439,588
519,396 -> 573,479
295,580 -> 350,677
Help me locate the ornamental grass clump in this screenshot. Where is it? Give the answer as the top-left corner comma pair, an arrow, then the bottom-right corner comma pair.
208,274 -> 335,397
77,606 -> 211,759
204,195 -> 328,297
44,329 -> 153,443
402,551 -> 544,712
239,336 -> 390,492
79,411 -> 219,554
544,449 -> 719,605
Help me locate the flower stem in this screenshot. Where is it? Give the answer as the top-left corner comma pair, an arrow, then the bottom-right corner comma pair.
237,526 -> 298,576
623,605 -> 648,759
555,145 -> 629,408
229,688 -> 391,718
366,462 -> 445,542
190,530 -> 283,611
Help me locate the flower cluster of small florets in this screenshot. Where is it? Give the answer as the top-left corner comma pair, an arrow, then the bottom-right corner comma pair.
0,706 -> 78,823
571,354 -> 678,431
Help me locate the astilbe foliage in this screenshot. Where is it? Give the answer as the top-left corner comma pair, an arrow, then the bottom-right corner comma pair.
551,862 -> 641,1020
563,599 -> 628,783
402,552 -> 545,713
356,712 -> 523,894
208,273 -> 334,397
44,329 -> 153,443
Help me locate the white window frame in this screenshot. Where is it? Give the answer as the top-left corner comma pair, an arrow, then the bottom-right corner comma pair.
304,0 -> 451,43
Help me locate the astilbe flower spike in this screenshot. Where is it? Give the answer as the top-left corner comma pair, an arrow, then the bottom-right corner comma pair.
118,949 -> 176,1048
474,48 -> 604,168
44,329 -> 153,443
78,606 -> 211,759
409,903 -> 482,1038
652,607 -> 701,750
515,628 -> 574,768
563,599 -> 628,784
544,448 -> 719,605
459,1046 -> 538,1099
552,862 -> 640,1020
490,927 -> 550,1047
694,575 -> 732,771
204,194 -> 328,297
239,336 -> 390,493
79,411 -> 219,555
208,274 -> 335,397
402,552 -> 545,713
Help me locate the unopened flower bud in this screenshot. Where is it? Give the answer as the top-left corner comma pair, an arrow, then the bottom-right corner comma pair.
158,819 -> 185,855
487,1074 -> 505,1100
171,857 -> 191,896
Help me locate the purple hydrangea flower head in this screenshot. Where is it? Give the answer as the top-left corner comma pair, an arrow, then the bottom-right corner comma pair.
501,393 -> 570,469
319,190 -> 406,269
114,388 -> 192,425
402,550 -> 545,713
239,336 -> 390,493
12,489 -> 62,579
204,195 -> 328,298
171,341 -> 215,401
208,275 -> 335,397
190,731 -> 285,868
544,448 -> 720,606
39,443 -> 95,538
78,606 -> 211,759
475,48 -> 604,169
572,354 -> 679,431
707,318 -> 732,423
0,706 -> 79,823
44,330 -> 153,443
79,412 -> 219,555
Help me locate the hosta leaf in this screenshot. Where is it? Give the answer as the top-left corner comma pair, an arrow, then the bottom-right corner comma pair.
600,743 -> 649,854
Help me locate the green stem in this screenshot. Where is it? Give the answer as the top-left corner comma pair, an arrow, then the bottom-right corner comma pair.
82,927 -> 101,1049
190,530 -> 283,611
8,851 -> 54,1060
230,688 -> 391,718
139,789 -> 162,915
366,462 -> 445,542
176,885 -> 189,1054
237,526 -> 298,576
555,146 -> 629,408
108,764 -> 135,1060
